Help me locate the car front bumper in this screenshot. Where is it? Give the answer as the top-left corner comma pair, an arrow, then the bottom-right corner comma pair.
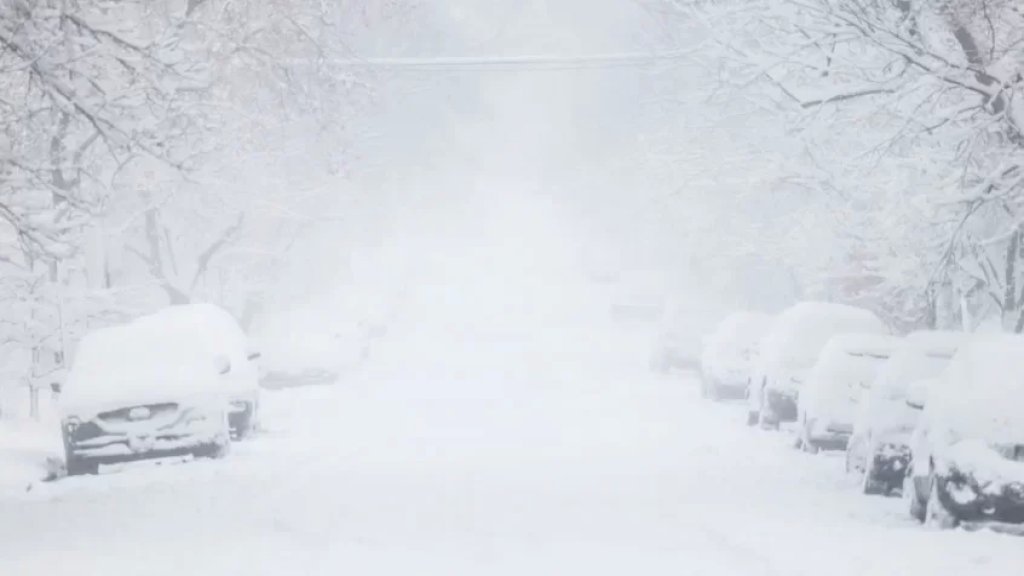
64,407 -> 225,465
869,442 -> 911,489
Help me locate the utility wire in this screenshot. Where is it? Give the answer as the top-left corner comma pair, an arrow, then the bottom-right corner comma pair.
310,50 -> 697,72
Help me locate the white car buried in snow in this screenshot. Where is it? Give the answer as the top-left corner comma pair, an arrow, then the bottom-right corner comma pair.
846,331 -> 965,495
905,335 -> 1024,531
60,323 -> 232,476
700,311 -> 773,400
748,302 -> 888,429
796,333 -> 899,453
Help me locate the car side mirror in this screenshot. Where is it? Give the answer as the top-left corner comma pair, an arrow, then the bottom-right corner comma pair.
905,378 -> 933,410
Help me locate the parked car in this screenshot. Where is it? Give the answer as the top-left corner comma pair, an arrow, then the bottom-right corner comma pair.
748,302 -> 888,428
700,311 -> 773,399
846,331 -> 964,495
796,333 -> 900,452
905,335 -> 1024,530
135,304 -> 261,439
60,323 -> 232,476
250,309 -> 371,390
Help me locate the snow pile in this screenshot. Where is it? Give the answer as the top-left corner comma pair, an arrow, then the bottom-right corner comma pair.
799,333 -> 899,432
62,322 -> 227,420
0,414 -> 63,493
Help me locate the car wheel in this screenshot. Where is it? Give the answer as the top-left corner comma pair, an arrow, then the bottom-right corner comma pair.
706,379 -> 721,401
861,459 -> 886,496
799,422 -> 819,454
231,401 -> 258,440
194,435 -> 232,460
65,457 -> 99,477
746,410 -> 759,426
925,478 -> 958,529
905,473 -> 926,523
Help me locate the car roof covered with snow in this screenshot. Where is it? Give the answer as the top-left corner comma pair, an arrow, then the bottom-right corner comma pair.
872,330 -> 966,396
706,311 -> 774,350
134,303 -> 249,362
757,302 -> 888,369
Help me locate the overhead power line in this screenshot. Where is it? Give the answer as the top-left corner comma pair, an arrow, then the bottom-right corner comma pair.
319,50 -> 696,72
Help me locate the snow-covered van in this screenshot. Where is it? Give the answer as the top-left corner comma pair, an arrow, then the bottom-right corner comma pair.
135,304 -> 261,439
61,323 -> 231,475
905,335 -> 1024,529
700,311 -> 773,399
846,331 -> 964,495
796,333 -> 900,452
748,302 -> 888,428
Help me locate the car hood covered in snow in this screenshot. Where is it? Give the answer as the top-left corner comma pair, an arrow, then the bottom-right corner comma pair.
63,322 -> 228,420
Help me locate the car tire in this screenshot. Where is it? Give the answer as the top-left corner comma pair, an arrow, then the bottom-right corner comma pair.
925,478 -> 958,529
194,435 -> 232,460
799,422 -> 819,454
746,410 -> 759,426
861,460 -> 886,496
905,474 -> 926,523
706,380 -> 721,401
231,401 -> 258,441
65,456 -> 99,477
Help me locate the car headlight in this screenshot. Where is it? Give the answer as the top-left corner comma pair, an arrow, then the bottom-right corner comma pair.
64,416 -> 81,433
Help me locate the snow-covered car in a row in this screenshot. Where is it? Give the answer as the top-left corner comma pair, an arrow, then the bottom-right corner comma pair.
699,311 -> 772,399
904,335 -> 1024,530
796,333 -> 899,452
846,331 -> 965,495
60,304 -> 259,476
748,302 -> 888,428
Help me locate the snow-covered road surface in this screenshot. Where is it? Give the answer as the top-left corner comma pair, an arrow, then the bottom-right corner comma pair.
2,336 -> 1022,575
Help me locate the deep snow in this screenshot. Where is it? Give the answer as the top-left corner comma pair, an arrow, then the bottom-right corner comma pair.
2,328 -> 1023,576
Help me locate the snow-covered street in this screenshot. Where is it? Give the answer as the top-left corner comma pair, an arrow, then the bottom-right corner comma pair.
3,330 -> 1022,576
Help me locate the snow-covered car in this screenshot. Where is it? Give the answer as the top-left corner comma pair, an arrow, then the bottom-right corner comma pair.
649,301 -> 724,374
699,311 -> 773,399
796,333 -> 899,452
904,335 -> 1024,529
846,331 -> 964,495
135,304 -> 261,439
60,323 -> 232,476
250,310 -> 372,389
748,302 -> 888,428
